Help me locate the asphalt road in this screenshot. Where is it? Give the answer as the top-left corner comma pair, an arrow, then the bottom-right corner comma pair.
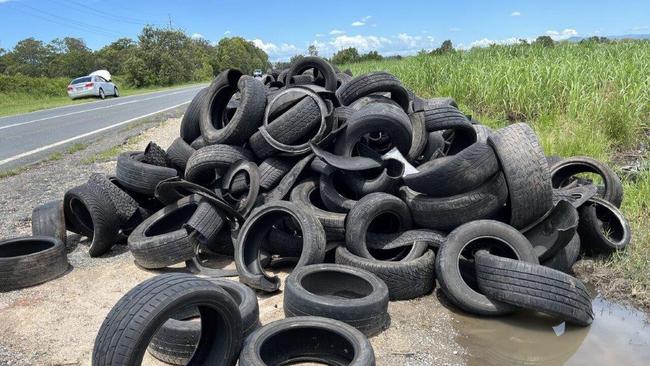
0,84 -> 205,170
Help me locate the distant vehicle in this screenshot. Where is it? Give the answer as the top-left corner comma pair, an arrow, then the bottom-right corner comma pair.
67,70 -> 118,100
253,69 -> 263,77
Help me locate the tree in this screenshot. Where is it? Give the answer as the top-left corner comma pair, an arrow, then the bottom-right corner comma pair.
308,44 -> 318,56
359,50 -> 382,62
331,47 -> 360,64
431,40 -> 454,55
4,38 -> 52,77
47,37 -> 94,77
211,37 -> 270,75
95,38 -> 137,75
534,36 -> 555,47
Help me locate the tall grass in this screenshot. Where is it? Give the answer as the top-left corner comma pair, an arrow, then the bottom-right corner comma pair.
346,41 -> 650,301
345,41 -> 650,160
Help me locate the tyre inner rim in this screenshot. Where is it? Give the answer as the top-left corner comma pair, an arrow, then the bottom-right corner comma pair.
69,197 -> 94,234
595,204 -> 625,243
352,141 -> 388,180
258,326 -> 355,365
367,212 -> 411,260
457,236 -> 518,292
210,85 -> 237,129
0,239 -> 54,257
301,270 -> 374,300
145,203 -> 198,236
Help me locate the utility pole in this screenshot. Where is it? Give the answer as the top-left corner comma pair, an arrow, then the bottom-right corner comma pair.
167,14 -> 172,29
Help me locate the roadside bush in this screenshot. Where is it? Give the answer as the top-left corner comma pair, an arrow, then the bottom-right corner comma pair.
0,74 -> 69,97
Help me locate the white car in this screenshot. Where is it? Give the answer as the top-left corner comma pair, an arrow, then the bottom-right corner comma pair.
67,70 -> 118,100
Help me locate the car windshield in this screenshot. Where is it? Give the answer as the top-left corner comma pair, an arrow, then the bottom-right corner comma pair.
71,77 -> 91,85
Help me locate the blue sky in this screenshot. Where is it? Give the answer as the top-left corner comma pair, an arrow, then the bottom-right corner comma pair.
1,0 -> 649,61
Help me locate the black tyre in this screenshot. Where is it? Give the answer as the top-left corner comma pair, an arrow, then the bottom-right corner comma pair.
248,96 -> 321,159
550,156 -> 623,207
143,141 -> 169,167
435,220 -> 538,315
399,172 -> 508,231
116,151 -> 178,196
180,88 -> 207,143
92,273 -> 242,366
542,233 -> 581,273
99,88 -> 105,100
319,172 -> 359,213
259,157 -> 292,190
0,236 -> 69,291
422,105 -> 476,155
127,195 -> 214,269
488,123 -> 553,228
235,201 -> 326,292
63,183 -> 121,256
336,247 -> 435,301
290,178 -> 346,241
403,142 -> 500,196
336,71 -> 410,112
148,278 -> 260,365
577,197 -> 631,254
239,316 -> 375,365
200,71 -> 266,145
407,111 -> 427,162
286,56 -> 338,91
31,200 -> 66,246
166,137 -> 196,171
88,173 -> 139,225
284,264 -> 390,336
184,144 -> 254,185
475,251 -> 594,326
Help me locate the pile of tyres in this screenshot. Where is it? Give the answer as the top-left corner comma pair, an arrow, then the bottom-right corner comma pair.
0,56 -> 632,365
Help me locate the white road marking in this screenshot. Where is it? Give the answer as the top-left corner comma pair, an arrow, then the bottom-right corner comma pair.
0,89 -> 194,131
0,101 -> 190,167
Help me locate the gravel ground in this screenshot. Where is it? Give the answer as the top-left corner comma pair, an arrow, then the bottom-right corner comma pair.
0,116 -> 466,366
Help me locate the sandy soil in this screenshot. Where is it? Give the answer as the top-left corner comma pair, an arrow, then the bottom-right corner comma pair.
0,118 -> 466,366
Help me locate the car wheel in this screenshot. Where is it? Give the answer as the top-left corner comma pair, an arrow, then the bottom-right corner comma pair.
99,88 -> 105,100
114,87 -> 119,97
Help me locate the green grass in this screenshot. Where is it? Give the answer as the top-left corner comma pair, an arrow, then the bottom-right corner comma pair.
345,40 -> 650,300
0,81 -> 207,117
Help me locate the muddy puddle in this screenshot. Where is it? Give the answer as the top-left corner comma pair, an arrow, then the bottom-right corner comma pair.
451,296 -> 650,366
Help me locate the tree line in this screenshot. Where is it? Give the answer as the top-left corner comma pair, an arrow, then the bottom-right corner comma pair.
0,26 -> 270,87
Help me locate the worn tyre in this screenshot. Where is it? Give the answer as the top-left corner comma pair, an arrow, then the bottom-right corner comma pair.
435,220 -> 539,316
319,172 -> 359,213
180,88 -> 207,143
336,72 -> 410,112
31,200 -> 66,246
184,144 -> 254,185
88,172 -> 139,225
336,247 -> 435,301
239,316 -> 375,366
577,197 -> 631,254
235,200 -> 326,292
116,151 -> 178,196
475,251 -> 593,326
290,178 -> 346,241
400,172 -> 508,231
284,264 -> 390,336
148,278 -> 260,365
488,123 -> 552,228
92,273 -> 242,366
286,56 -> 338,92
63,183 -> 121,257
542,233 -> 581,273
0,236 -> 69,291
166,137 -> 195,171
258,157 -> 292,190
550,156 -> 623,208
200,71 -> 266,145
403,142 -> 500,196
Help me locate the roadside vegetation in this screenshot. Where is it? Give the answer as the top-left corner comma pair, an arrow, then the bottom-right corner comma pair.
345,39 -> 650,305
0,26 -> 270,116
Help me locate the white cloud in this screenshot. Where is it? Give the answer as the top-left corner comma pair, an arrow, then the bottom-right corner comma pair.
224,30 -> 231,35
449,27 -> 461,32
469,37 -> 523,48
330,29 -> 345,35
632,25 -> 649,31
545,28 -> 578,40
191,33 -> 204,39
315,33 -> 324,38
511,11 -> 521,17
0,0 -> 14,3
351,15 -> 372,27
250,39 -> 300,61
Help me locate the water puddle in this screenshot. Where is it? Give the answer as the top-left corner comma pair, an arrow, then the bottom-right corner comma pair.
452,296 -> 650,366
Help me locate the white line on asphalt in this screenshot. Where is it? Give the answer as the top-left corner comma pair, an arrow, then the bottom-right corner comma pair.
0,89 -> 196,131
0,84 -> 206,121
0,101 -> 190,168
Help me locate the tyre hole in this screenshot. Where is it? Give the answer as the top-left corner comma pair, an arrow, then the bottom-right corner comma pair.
145,203 -> 198,236
301,270 -> 374,300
